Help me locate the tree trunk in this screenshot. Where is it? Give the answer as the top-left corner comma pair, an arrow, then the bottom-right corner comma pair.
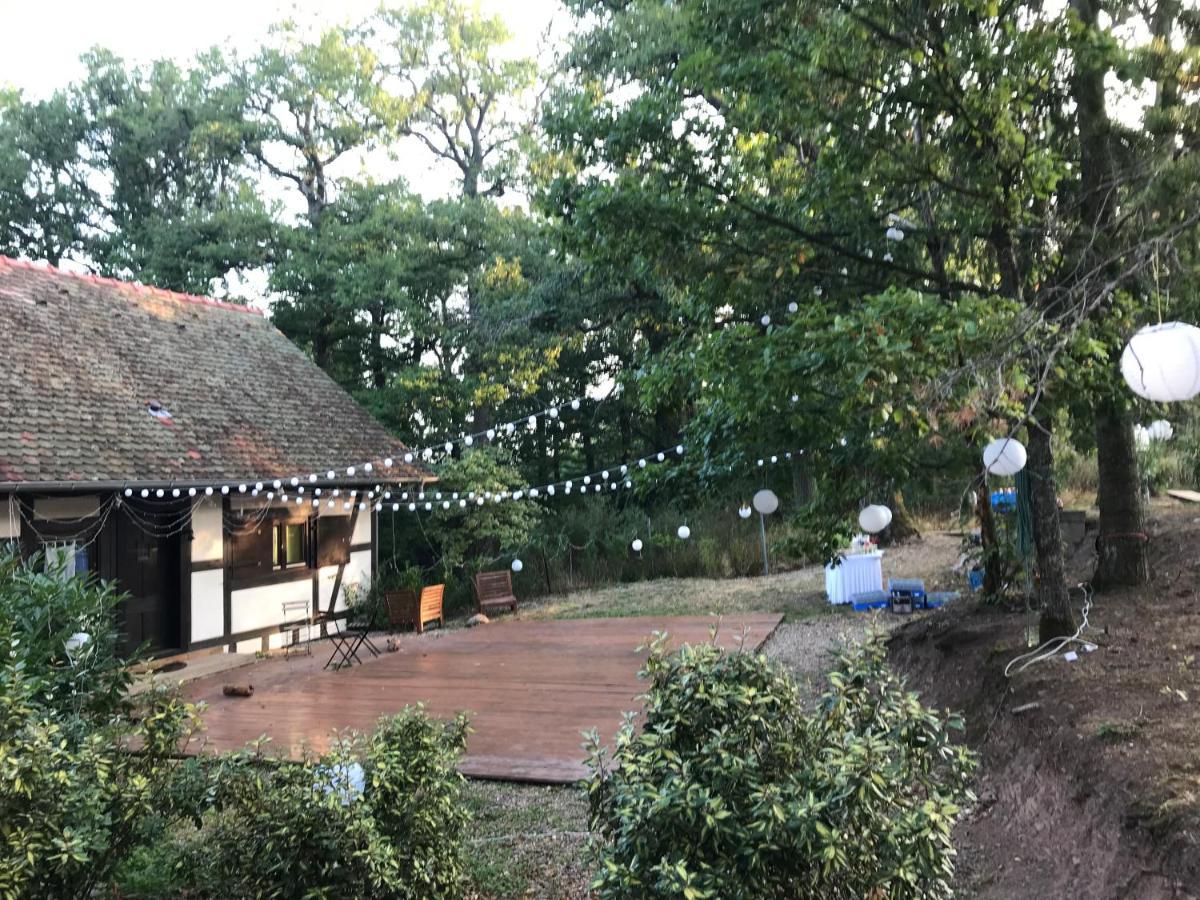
1027,420 -> 1073,640
880,490 -> 920,546
976,480 -> 1004,596
1093,402 -> 1149,587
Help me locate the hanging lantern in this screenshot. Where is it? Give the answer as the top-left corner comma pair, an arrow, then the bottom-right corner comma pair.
982,437 -> 1027,476
858,504 -> 892,534
511,558 -> 524,573
631,538 -> 643,552
738,505 -> 752,519
1121,322 -> 1200,402
677,525 -> 691,540
886,226 -> 905,241
1134,424 -> 1151,449
1147,419 -> 1174,442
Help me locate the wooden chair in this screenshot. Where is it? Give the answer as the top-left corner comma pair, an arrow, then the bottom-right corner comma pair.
416,584 -> 445,634
384,589 -> 418,632
474,570 -> 518,614
384,585 -> 445,634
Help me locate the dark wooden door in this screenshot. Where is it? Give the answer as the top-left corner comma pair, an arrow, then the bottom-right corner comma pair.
116,503 -> 182,655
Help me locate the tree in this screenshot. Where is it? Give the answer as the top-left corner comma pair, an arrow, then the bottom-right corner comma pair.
0,88 -> 92,266
545,0 -> 1200,638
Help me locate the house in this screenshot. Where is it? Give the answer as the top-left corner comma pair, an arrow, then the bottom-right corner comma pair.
0,255 -> 430,656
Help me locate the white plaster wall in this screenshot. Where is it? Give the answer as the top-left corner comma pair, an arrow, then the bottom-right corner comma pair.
191,499 -> 223,563
315,548 -> 372,614
190,569 -> 224,643
34,495 -> 103,520
235,638 -> 260,655
0,498 -> 18,540
351,511 -> 372,546
230,579 -> 313,634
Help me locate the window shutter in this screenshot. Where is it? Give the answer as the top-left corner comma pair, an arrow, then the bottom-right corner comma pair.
228,519 -> 273,574
315,516 -> 353,568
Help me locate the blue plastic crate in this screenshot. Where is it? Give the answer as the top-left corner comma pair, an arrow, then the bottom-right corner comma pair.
850,590 -> 890,612
925,591 -> 959,609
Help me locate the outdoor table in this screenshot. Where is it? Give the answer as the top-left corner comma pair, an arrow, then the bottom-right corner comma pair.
824,551 -> 884,605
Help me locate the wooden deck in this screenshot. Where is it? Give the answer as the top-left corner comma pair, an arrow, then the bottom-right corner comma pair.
181,614 -> 782,783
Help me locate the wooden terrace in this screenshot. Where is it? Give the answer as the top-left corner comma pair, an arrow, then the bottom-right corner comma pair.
181,613 -> 783,783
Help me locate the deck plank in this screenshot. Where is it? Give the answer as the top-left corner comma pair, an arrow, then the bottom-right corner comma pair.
182,613 -> 783,783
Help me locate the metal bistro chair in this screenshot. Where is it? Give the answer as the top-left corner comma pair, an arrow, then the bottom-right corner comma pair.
279,598 -> 315,658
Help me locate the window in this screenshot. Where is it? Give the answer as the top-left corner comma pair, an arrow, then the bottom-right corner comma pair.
273,521 -> 308,570
41,541 -> 89,579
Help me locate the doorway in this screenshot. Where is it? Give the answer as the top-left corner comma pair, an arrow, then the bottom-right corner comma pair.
115,500 -> 183,656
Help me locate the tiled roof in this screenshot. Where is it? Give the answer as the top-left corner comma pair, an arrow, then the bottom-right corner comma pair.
0,256 -> 428,487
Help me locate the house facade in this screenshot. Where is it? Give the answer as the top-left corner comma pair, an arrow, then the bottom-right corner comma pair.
0,256 -> 429,656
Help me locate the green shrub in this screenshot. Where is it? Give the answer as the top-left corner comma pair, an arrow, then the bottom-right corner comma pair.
0,553 -> 198,900
177,706 -> 471,899
585,634 -> 976,899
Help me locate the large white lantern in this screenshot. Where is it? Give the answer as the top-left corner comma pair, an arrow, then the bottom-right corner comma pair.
752,489 -> 780,516
1147,419 -> 1174,442
1121,322 -> 1200,402
983,437 -> 1027,476
631,538 -> 643,553
857,504 -> 892,534
511,558 -> 523,573
677,525 -> 691,540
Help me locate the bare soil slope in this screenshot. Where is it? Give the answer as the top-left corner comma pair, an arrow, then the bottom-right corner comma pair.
892,501 -> 1200,898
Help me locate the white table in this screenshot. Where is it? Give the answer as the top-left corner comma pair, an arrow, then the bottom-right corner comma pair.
825,551 -> 884,605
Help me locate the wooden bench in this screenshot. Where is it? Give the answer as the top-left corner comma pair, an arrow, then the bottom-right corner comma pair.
384,585 -> 445,634
474,570 -> 518,614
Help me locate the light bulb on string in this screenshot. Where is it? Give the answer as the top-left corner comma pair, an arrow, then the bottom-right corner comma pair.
677,525 -> 691,540
631,538 -> 643,552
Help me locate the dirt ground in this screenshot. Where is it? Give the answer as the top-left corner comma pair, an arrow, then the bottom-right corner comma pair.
891,499 -> 1200,899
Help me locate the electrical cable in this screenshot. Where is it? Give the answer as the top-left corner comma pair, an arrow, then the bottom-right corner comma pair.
1004,583 -> 1095,678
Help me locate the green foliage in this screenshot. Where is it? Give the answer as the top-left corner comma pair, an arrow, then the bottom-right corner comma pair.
585,634 -> 975,899
168,707 -> 470,900
419,448 -> 541,573
0,553 -> 199,900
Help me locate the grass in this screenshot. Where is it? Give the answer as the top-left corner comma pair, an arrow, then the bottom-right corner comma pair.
512,568 -> 844,624
463,781 -> 590,899
1094,718 -> 1145,741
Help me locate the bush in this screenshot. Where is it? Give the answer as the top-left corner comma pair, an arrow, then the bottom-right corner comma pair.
0,553 -> 198,900
175,707 -> 471,899
585,634 -> 976,899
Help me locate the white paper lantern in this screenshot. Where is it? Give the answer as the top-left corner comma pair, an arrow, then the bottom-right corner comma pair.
886,226 -> 905,241
1147,419 -> 1174,442
858,504 -> 893,534
982,437 -> 1027,476
65,632 -> 91,654
1121,322 -> 1200,402
677,525 -> 691,540
753,489 -> 780,516
511,558 -> 524,573
738,505 -> 752,519
1134,424 -> 1151,449
631,538 -> 643,553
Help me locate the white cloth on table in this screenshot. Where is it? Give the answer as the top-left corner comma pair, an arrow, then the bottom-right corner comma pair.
825,551 -> 884,605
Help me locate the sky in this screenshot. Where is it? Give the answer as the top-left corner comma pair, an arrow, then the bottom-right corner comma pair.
0,0 -> 562,99
0,0 -> 565,298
